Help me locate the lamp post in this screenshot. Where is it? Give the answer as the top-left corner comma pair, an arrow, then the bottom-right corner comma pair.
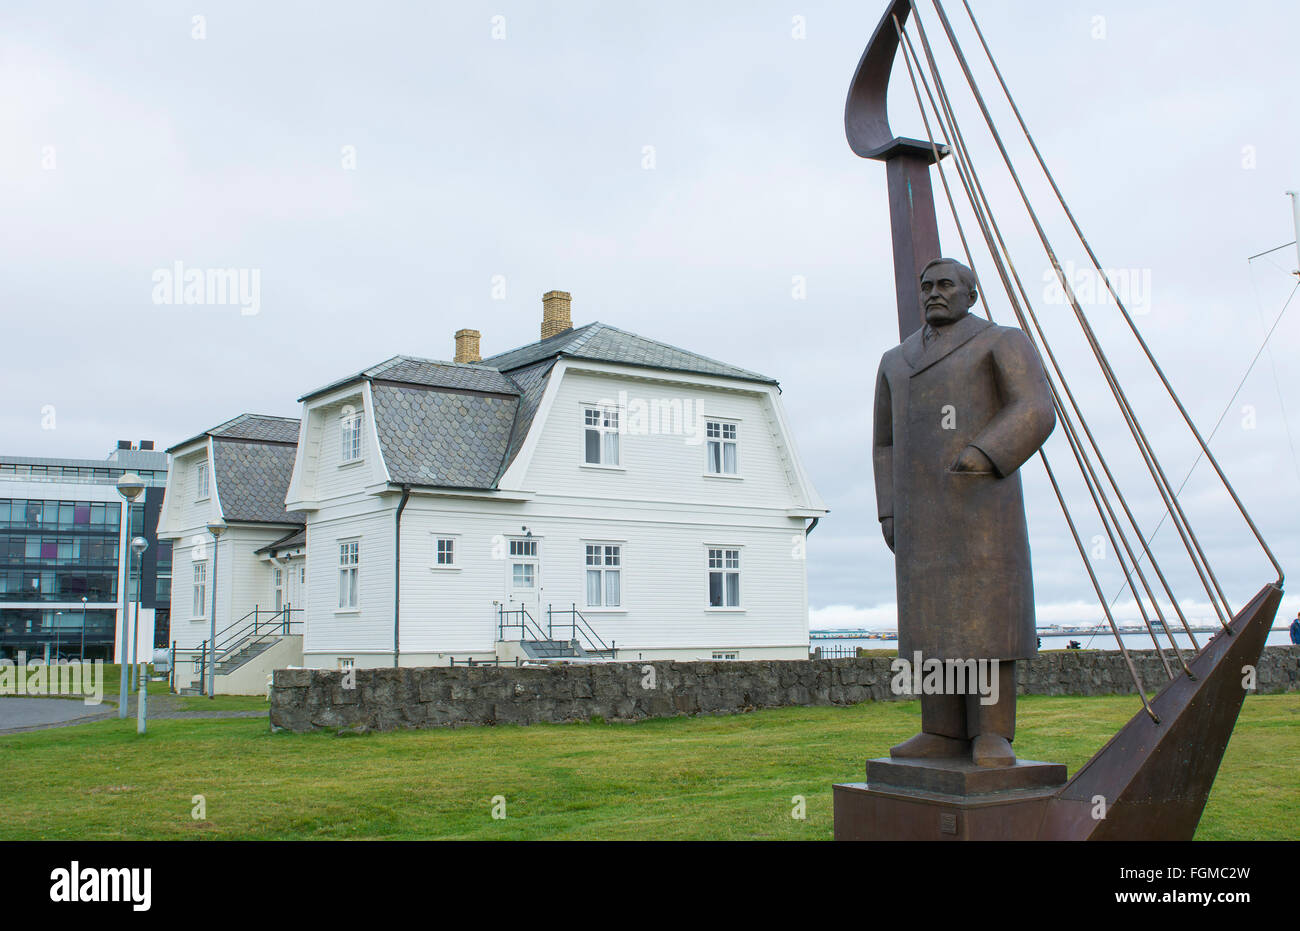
54,612 -> 62,660
206,520 -> 226,699
130,536 -> 148,692
80,596 -> 87,661
115,473 -> 145,718
131,535 -> 149,734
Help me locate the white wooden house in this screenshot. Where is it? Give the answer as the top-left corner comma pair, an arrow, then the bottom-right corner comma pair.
158,291 -> 825,690
155,414 -> 305,690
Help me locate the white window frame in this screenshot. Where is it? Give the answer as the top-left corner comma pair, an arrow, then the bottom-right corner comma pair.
583,542 -> 624,611
704,419 -> 740,477
340,408 -> 364,464
192,561 -> 207,619
581,403 -> 623,469
706,546 -> 743,610
712,651 -> 739,660
432,533 -> 460,570
195,461 -> 210,500
338,657 -> 355,671
337,539 -> 360,612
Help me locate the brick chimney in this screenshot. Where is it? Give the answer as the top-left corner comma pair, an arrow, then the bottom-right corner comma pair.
541,290 -> 572,340
454,328 -> 481,363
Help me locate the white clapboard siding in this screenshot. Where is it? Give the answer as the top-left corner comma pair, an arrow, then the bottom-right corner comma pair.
301,507 -> 395,655
522,370 -> 798,509
392,500 -> 808,655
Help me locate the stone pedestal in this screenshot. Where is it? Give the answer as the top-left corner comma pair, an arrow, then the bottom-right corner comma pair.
833,757 -> 1068,841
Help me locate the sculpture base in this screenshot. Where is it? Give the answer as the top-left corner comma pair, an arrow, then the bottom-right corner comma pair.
834,757 -> 1067,841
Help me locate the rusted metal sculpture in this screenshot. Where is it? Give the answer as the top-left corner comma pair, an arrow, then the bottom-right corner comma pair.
834,0 -> 1285,841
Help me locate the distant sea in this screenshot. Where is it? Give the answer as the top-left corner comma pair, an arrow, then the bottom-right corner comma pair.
810,628 -> 1296,653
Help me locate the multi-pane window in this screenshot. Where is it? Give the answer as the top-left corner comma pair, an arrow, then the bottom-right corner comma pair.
585,544 -> 621,608
583,406 -> 620,466
192,562 -> 207,617
196,461 -> 209,499
706,421 -> 738,474
341,410 -> 364,463
509,539 -> 536,589
435,537 -> 455,567
707,548 -> 741,607
338,541 -> 359,609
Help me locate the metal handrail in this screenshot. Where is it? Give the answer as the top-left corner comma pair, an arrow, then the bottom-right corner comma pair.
212,605 -> 302,666
548,603 -> 615,656
496,604 -> 550,644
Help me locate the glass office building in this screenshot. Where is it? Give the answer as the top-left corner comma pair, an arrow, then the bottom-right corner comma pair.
0,444 -> 169,661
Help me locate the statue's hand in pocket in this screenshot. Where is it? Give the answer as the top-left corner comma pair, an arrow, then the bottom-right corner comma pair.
881,517 -> 895,553
950,445 -> 995,474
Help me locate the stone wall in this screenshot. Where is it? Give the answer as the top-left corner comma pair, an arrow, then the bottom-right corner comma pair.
268,645 -> 1300,733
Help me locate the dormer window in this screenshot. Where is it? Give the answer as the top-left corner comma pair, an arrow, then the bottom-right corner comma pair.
341,409 -> 364,463
195,461 -> 209,500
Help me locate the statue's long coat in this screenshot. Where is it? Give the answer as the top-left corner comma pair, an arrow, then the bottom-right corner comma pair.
873,313 -> 1056,661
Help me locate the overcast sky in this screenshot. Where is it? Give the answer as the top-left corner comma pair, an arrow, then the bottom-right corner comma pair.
3,0 -> 1297,629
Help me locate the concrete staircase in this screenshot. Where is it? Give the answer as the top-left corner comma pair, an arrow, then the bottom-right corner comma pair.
518,639 -> 588,660
215,638 -> 276,676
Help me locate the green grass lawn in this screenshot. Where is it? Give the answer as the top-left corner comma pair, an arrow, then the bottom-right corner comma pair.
1,694 -> 1295,840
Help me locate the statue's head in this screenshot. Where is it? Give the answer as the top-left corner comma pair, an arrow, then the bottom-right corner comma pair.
919,258 -> 978,327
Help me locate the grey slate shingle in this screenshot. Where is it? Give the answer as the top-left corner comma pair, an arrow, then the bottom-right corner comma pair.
479,322 -> 777,385
300,355 -> 518,402
371,384 -> 519,488
204,320 -> 775,505
212,439 -> 304,525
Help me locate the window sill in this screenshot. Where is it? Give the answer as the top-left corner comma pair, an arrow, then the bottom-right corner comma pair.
580,463 -> 625,472
189,616 -> 207,622
334,608 -> 360,616
705,607 -> 746,613
582,607 -> 627,614
702,472 -> 743,480
430,565 -> 461,572
338,459 -> 365,469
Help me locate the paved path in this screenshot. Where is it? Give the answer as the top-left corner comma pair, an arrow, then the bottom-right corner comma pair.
0,694 -> 267,734
0,697 -> 113,733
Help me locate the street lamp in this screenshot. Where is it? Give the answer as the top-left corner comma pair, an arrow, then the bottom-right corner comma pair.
54,612 -> 62,661
80,596 -> 88,661
131,535 -> 149,735
206,520 -> 226,700
115,472 -> 145,719
130,536 -> 148,691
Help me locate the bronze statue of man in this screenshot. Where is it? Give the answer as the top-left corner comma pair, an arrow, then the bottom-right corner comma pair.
872,257 -> 1056,767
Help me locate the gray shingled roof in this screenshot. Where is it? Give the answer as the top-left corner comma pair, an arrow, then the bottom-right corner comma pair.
167,413 -> 300,452
497,359 -> 555,479
299,355 -> 518,402
255,527 -> 305,555
479,322 -> 777,385
212,439 -> 305,525
371,384 -> 519,488
292,320 -> 774,492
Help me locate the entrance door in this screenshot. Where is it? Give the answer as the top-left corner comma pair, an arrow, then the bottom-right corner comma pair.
506,538 -> 541,633
282,559 -> 304,618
